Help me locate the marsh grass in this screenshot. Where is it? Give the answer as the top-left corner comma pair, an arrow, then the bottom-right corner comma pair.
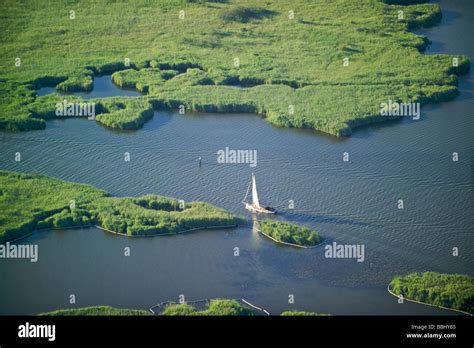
161,299 -> 254,316
260,220 -> 323,247
40,306 -> 151,316
389,272 -> 474,314
219,7 -> 278,23
0,170 -> 241,242
0,0 -> 469,136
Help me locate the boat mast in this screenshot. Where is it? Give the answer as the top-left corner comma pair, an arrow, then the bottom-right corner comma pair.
243,179 -> 252,203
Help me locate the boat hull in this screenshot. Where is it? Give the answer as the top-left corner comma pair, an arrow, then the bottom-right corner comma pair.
244,202 -> 276,214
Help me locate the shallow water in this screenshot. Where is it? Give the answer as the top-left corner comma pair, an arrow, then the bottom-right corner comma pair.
36,75 -> 141,99
0,0 -> 472,315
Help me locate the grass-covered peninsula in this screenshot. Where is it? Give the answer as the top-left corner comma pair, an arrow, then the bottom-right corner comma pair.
0,0 -> 469,136
259,220 -> 323,247
39,300 -> 253,316
39,302 -> 327,316
0,170 -> 242,243
160,299 -> 253,316
39,306 -> 151,316
389,272 -> 474,314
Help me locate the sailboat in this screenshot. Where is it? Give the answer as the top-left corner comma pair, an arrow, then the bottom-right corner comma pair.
243,173 -> 276,214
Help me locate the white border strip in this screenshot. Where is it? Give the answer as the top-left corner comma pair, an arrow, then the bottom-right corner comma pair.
95,224 -> 237,238
241,298 -> 270,316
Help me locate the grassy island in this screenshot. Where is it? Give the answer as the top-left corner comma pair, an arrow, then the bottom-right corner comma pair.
38,300 -> 254,316
0,170 -> 242,243
39,302 -> 330,316
389,272 -> 474,314
39,306 -> 151,316
161,299 -> 254,316
0,0 -> 469,136
259,220 -> 323,247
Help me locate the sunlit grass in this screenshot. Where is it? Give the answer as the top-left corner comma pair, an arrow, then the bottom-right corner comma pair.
0,0 -> 469,135
0,170 -> 241,242
390,272 -> 474,314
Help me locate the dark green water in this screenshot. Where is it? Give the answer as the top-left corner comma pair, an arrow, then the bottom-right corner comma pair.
0,0 -> 472,315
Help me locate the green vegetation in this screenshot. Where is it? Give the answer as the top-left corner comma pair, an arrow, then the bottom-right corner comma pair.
39,306 -> 151,316
259,220 -> 323,247
26,93 -> 155,130
389,272 -> 474,314
0,170 -> 241,243
21,89 -> 155,130
91,195 -> 241,236
56,71 -> 94,93
112,68 -> 180,93
219,7 -> 277,23
161,299 -> 254,316
0,171 -> 105,242
94,98 -> 154,130
0,0 -> 469,136
161,303 -> 198,316
39,303 -> 331,316
280,311 -> 329,316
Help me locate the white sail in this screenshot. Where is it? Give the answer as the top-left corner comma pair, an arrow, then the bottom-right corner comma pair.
243,179 -> 251,203
243,174 -> 275,214
251,174 -> 260,208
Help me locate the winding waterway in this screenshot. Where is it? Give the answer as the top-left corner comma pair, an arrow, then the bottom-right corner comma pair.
0,0 -> 472,315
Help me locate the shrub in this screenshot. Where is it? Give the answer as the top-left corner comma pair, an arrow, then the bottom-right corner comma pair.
389,272 -> 474,314
202,299 -> 253,316
259,220 -> 323,247
40,306 -> 151,316
219,7 -> 277,23
161,299 -> 253,316
161,303 -> 197,316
